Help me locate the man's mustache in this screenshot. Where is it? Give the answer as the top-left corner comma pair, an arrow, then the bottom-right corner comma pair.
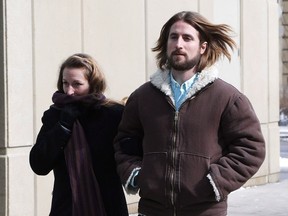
171,50 -> 186,56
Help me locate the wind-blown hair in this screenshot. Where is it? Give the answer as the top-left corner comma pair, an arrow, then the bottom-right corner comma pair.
152,11 -> 237,72
57,53 -> 106,95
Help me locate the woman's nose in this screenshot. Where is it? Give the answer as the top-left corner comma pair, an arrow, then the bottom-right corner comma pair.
66,85 -> 74,95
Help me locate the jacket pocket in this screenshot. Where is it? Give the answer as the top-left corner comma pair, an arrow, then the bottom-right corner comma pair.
138,152 -> 168,207
177,153 -> 215,208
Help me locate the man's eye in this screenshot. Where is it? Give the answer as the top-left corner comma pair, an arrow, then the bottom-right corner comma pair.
170,35 -> 178,40
183,36 -> 192,41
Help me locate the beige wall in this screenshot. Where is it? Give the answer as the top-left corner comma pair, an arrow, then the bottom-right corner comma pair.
0,0 -> 280,215
0,0 -> 35,215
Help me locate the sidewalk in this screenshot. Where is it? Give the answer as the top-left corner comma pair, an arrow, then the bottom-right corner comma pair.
227,150 -> 288,216
130,136 -> 288,216
129,157 -> 288,216
130,179 -> 288,216
227,178 -> 288,216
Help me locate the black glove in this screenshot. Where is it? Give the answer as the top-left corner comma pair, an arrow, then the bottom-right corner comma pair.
59,104 -> 81,130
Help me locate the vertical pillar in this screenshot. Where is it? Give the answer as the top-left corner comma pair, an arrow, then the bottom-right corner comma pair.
281,0 -> 288,108
0,0 -> 7,214
0,0 -> 35,215
241,0 -> 280,185
267,0 -> 281,182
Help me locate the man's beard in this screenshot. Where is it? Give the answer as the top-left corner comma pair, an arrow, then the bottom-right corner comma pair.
167,52 -> 201,71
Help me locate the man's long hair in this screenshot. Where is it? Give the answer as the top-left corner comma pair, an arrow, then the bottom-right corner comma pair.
152,11 -> 236,72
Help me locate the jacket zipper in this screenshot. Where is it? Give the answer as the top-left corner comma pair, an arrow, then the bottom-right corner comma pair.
170,111 -> 179,208
166,93 -> 197,215
170,98 -> 194,216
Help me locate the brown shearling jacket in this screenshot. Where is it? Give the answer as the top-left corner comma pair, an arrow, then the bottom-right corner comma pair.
114,66 -> 265,216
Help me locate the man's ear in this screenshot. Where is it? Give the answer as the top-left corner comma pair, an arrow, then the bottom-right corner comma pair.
200,42 -> 207,54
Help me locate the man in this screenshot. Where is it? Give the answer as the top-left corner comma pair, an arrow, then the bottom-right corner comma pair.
114,11 -> 265,216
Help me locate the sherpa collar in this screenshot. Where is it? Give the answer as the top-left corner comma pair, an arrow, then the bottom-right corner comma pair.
150,65 -> 219,103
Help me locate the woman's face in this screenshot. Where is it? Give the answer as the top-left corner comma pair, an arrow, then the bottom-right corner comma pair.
62,67 -> 90,96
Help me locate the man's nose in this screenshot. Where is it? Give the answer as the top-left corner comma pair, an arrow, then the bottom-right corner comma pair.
176,38 -> 183,48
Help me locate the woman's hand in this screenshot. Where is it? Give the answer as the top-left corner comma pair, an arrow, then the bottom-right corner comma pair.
59,104 -> 82,130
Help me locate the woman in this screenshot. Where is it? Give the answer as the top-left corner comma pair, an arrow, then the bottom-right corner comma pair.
30,53 -> 129,216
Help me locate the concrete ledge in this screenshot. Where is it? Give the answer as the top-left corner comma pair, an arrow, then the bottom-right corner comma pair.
244,173 -> 280,188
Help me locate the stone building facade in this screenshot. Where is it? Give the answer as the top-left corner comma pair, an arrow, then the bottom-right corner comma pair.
280,0 -> 288,124
281,0 -> 288,107
0,0 -> 281,215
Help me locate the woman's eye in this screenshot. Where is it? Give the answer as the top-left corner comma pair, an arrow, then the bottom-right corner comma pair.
73,83 -> 82,87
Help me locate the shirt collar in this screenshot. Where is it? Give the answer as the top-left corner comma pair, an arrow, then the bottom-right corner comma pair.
170,72 -> 198,91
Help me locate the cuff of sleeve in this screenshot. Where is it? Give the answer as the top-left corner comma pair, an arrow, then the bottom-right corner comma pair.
56,123 -> 72,149
124,167 -> 141,194
59,122 -> 72,134
207,173 -> 221,202
131,170 -> 140,187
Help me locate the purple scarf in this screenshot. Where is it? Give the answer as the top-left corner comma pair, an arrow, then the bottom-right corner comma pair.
52,91 -> 106,108
52,91 -> 107,216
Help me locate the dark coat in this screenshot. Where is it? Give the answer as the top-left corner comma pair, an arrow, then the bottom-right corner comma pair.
30,103 -> 128,216
114,67 -> 265,216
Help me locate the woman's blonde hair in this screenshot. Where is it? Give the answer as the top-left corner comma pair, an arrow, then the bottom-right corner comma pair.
152,11 -> 237,72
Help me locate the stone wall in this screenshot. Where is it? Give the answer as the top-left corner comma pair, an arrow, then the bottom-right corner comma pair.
0,0 -> 282,215
281,0 -> 288,108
